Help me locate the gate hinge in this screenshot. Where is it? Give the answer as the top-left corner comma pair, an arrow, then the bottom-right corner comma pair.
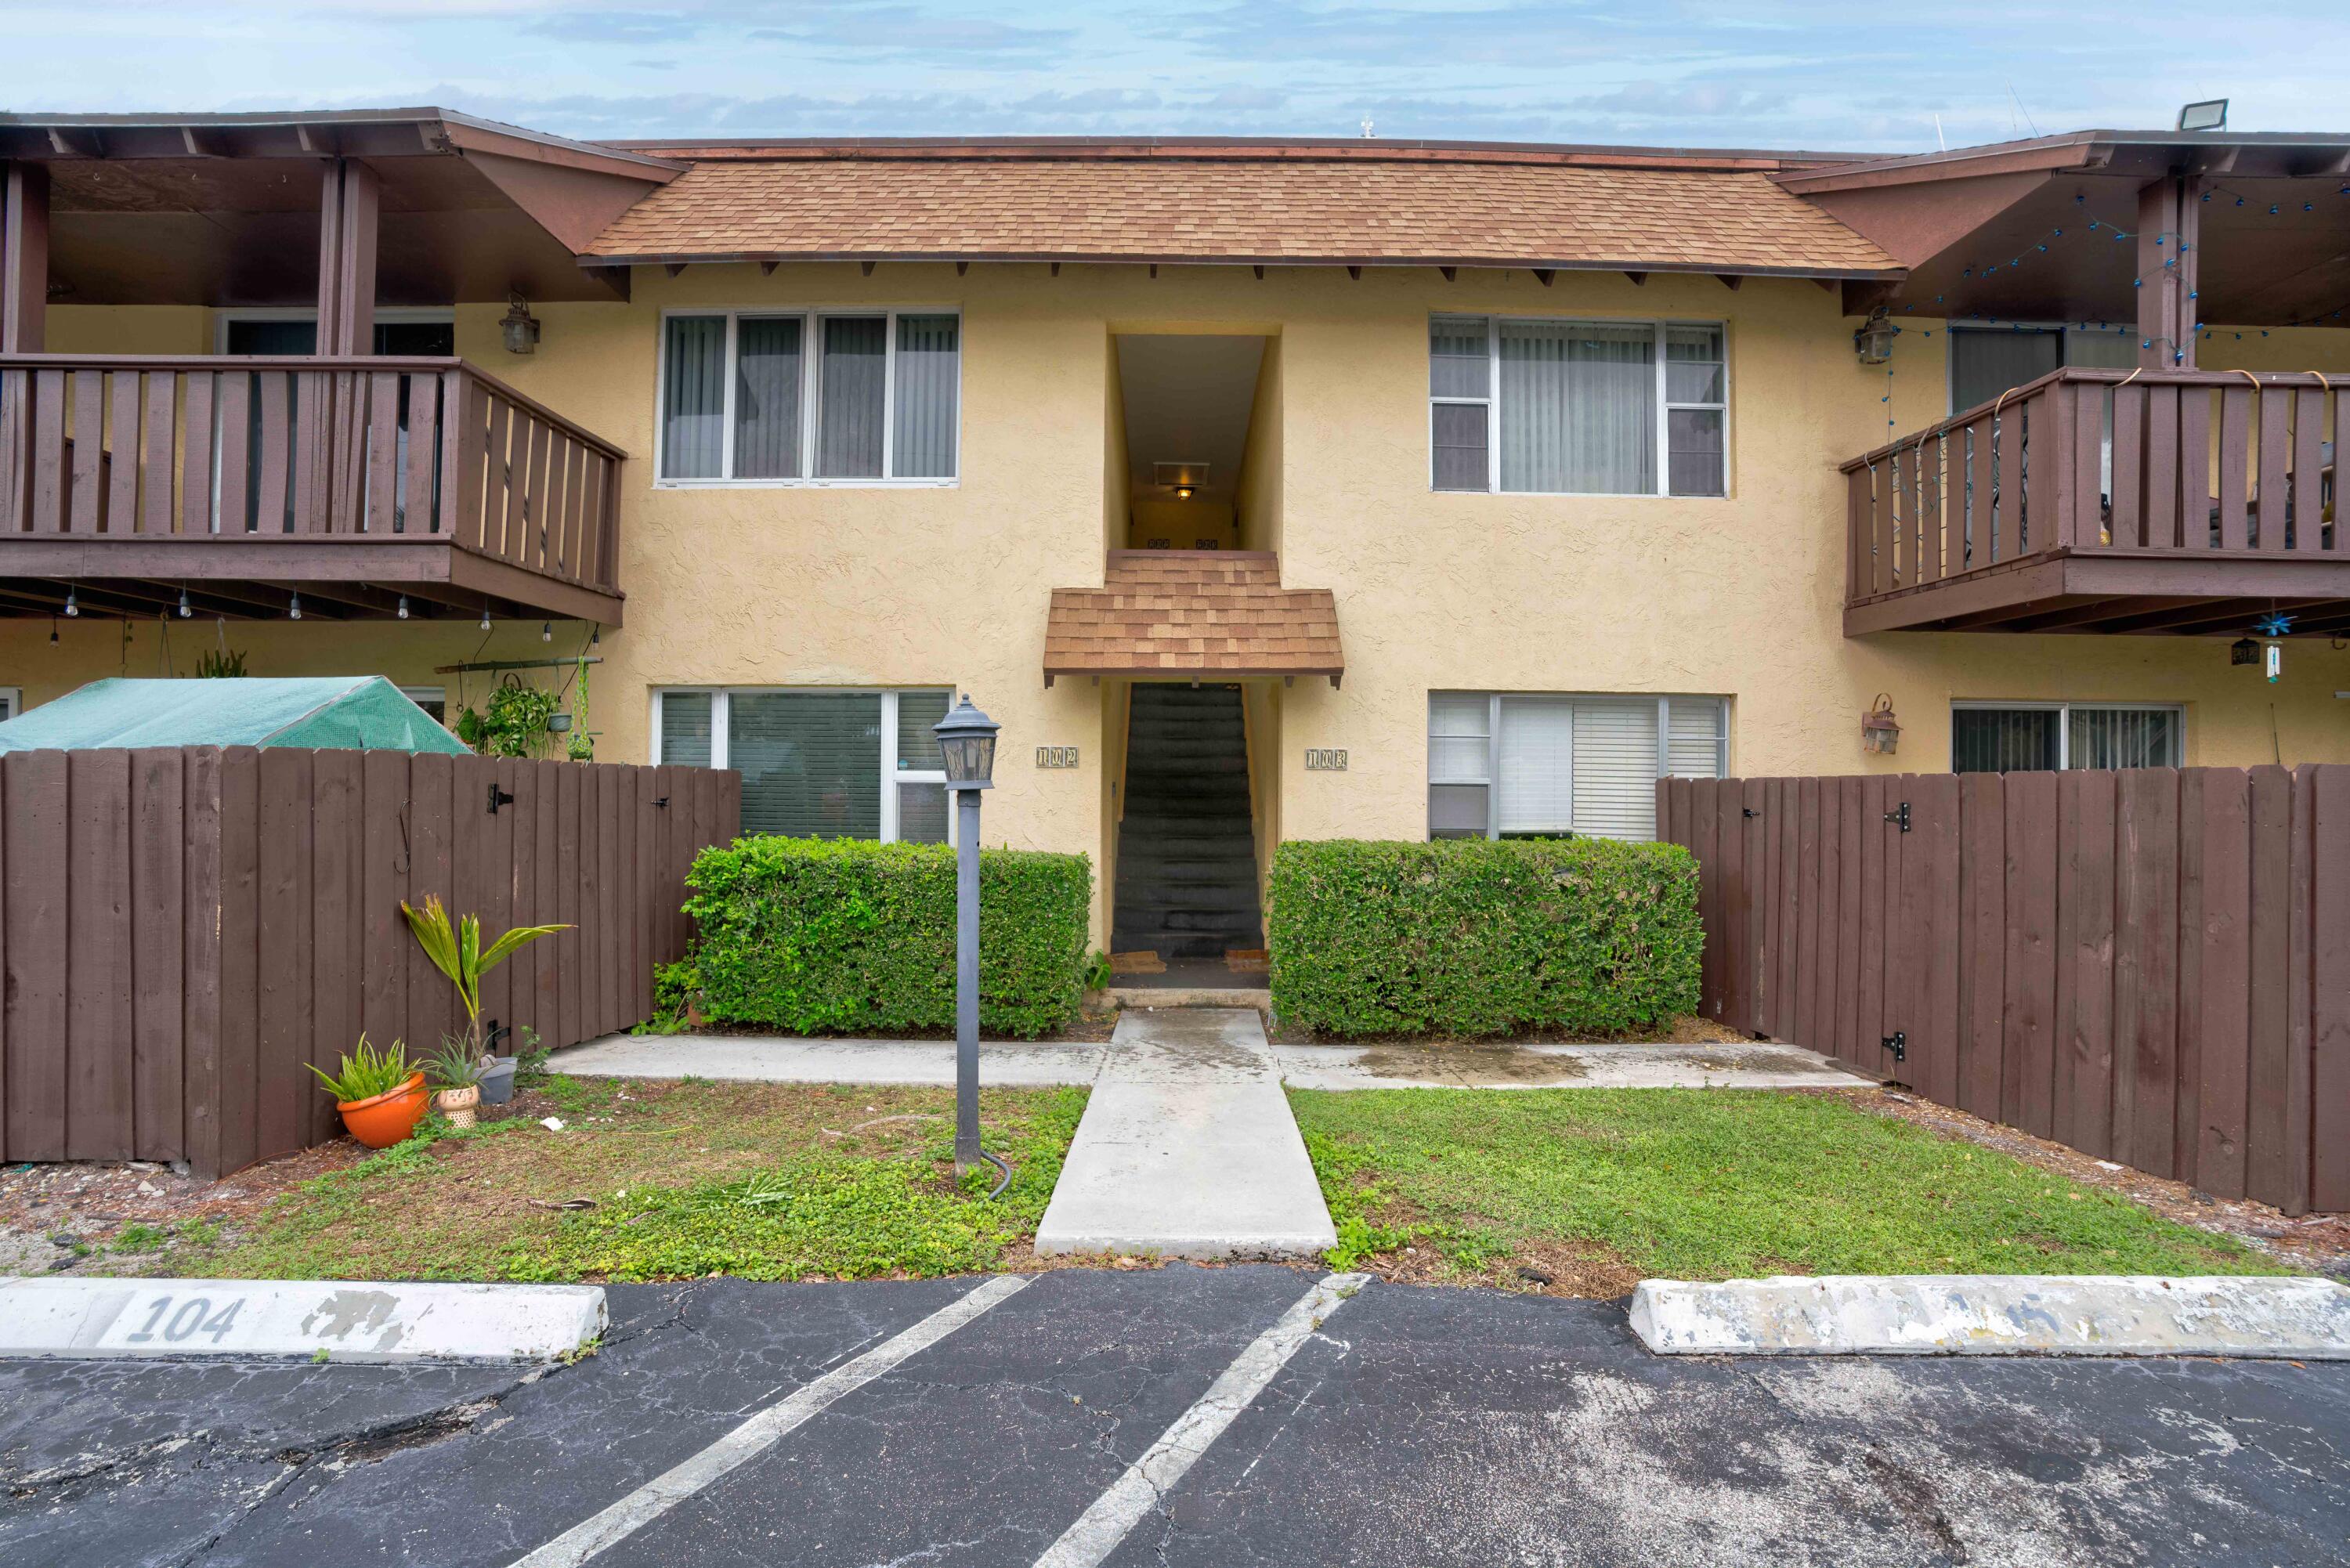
1883,801 -> 1911,833
1742,806 -> 1759,818
1881,1030 -> 1907,1063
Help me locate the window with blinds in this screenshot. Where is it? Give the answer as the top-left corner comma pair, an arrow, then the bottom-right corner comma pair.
1429,692 -> 1729,841
1952,703 -> 2182,773
1947,324 -> 2135,414
1430,316 -> 1726,497
653,688 -> 952,842
658,310 -> 959,483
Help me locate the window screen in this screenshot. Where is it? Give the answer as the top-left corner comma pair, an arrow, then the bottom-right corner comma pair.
1949,328 -> 2061,414
731,692 -> 882,840
660,691 -> 713,768
1952,704 -> 2182,773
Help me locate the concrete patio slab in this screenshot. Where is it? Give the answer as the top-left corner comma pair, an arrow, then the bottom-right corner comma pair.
0,1277 -> 606,1364
549,1033 -> 1105,1086
1033,1009 -> 1337,1260
1629,1274 -> 2350,1358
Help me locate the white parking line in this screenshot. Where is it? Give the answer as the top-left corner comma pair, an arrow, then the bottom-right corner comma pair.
1032,1272 -> 1370,1568
509,1274 -> 1030,1568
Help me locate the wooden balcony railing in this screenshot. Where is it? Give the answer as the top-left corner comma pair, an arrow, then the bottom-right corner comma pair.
0,355 -> 624,613
1842,368 -> 2344,628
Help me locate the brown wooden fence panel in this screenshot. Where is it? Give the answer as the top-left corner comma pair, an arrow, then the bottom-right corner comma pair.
1662,764 -> 2349,1215
0,747 -> 732,1179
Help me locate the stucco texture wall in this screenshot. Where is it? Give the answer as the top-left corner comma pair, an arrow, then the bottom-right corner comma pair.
16,269 -> 2350,935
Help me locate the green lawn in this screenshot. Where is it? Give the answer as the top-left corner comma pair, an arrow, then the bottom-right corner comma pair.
151,1076 -> 1089,1284
1289,1086 -> 2277,1291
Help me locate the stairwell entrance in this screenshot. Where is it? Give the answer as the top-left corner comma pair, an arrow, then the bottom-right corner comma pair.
1109,683 -> 1266,986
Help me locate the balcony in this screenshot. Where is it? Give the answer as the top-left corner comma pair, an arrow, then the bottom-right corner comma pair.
0,355 -> 625,623
1842,368 -> 2345,637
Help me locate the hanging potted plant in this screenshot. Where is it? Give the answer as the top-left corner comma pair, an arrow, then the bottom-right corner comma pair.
421,1035 -> 491,1128
307,1034 -> 427,1149
401,894 -> 570,1106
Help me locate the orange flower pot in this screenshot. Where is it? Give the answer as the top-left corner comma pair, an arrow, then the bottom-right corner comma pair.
338,1072 -> 430,1149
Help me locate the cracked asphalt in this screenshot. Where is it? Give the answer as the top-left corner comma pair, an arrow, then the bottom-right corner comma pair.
5,1266 -> 2349,1567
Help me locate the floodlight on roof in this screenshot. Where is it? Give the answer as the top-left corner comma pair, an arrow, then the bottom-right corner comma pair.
2178,99 -> 2229,132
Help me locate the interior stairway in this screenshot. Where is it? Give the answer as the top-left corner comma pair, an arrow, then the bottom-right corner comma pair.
1111,684 -> 1265,960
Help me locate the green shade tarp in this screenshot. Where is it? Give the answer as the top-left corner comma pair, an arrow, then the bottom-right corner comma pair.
0,677 -> 471,755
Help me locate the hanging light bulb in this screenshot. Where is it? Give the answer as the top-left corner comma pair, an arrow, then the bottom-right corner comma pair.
289,592 -> 302,621
49,618 -> 59,645
480,608 -> 492,631
63,587 -> 78,618
396,594 -> 410,620
176,587 -> 191,619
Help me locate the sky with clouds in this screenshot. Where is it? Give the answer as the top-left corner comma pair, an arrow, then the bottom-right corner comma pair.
0,2 -> 2342,153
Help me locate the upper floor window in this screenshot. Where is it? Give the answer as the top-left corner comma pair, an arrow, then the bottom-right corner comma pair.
1430,316 -> 1726,497
658,309 -> 960,485
1947,323 -> 2133,414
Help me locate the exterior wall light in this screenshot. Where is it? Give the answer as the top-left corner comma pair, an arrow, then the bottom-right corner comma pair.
2230,636 -> 2260,667
932,693 -> 1006,1191
501,294 -> 541,356
1861,692 -> 1901,755
1854,306 -> 1896,366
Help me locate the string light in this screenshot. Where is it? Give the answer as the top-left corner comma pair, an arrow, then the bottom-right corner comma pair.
176,587 -> 190,619
396,594 -> 410,620
289,592 -> 302,622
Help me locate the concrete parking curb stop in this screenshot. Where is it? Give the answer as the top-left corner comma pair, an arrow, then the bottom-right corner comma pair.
0,1276 -> 608,1363
1629,1274 -> 2350,1358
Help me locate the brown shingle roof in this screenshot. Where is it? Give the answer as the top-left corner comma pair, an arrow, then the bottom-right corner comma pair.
1044,551 -> 1342,685
582,149 -> 1899,276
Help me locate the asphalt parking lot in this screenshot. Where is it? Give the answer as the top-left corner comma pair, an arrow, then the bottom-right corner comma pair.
5,1265 -> 2348,1567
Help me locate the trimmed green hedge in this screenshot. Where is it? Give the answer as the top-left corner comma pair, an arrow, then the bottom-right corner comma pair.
684,837 -> 1092,1039
1265,837 -> 1701,1038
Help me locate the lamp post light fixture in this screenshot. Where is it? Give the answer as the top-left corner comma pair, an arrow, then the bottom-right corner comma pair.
933,694 -> 1007,1189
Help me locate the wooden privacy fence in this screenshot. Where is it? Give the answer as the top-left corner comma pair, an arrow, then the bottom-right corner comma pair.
0,747 -> 738,1179
1658,767 -> 2350,1216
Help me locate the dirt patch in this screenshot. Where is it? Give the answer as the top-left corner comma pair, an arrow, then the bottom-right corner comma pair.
1267,1013 -> 1749,1050
1354,1235 -> 1640,1300
1350,1046 -> 1595,1085
1838,1087 -> 2350,1278
677,1010 -> 1121,1045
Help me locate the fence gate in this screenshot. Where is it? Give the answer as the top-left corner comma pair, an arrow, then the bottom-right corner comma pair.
1659,767 -> 2348,1217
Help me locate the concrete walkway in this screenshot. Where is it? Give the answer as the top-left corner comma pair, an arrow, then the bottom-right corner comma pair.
551,1030 -> 1872,1092
1032,1008 -> 1338,1261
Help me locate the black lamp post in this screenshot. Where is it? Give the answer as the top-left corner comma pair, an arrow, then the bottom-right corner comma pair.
933,694 -> 1001,1184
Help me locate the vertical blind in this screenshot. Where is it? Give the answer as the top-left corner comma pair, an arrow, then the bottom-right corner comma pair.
660,312 -> 959,481
1430,693 -> 1727,841
892,315 -> 960,479
733,317 -> 803,479
661,316 -> 726,479
1952,705 -> 2182,772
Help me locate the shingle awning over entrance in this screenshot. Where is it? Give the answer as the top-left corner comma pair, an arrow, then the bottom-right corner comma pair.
1044,551 -> 1342,687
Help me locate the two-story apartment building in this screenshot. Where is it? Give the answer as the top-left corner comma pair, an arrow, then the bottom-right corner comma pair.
2,110 -> 2346,957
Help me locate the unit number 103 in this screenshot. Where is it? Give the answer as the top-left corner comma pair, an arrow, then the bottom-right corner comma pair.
1303,749 -> 1348,771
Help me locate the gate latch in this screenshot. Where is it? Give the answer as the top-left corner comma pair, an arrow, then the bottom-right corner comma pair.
1883,801 -> 1911,833
1881,1030 -> 1907,1063
487,782 -> 516,815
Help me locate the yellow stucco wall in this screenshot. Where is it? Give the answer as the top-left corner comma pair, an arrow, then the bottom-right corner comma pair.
20,269 -> 2350,945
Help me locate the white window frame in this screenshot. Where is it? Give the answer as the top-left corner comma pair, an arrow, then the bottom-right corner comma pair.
1428,691 -> 1730,840
651,687 -> 956,842
397,685 -> 448,724
653,307 -> 961,490
1950,699 -> 2186,771
0,687 -> 20,723
1427,316 -> 1729,498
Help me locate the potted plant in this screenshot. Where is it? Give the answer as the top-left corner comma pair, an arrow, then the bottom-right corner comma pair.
421,1035 -> 491,1128
401,894 -> 569,1107
307,1034 -> 427,1149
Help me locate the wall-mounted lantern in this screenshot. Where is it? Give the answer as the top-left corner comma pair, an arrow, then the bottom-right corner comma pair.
1853,306 -> 1896,366
500,293 -> 541,356
2231,636 -> 2260,667
1861,692 -> 1901,755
